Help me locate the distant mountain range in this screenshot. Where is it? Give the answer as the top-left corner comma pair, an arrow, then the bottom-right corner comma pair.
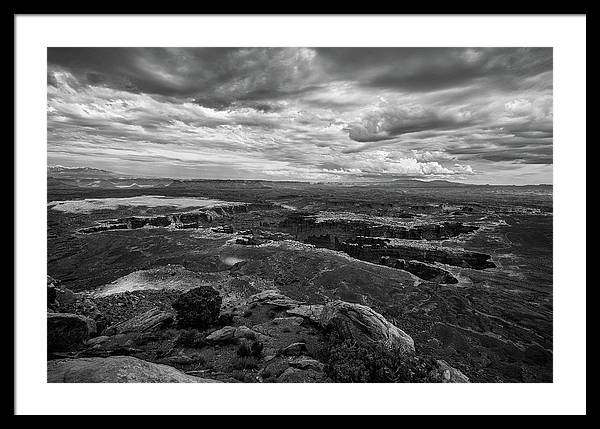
47,166 -> 173,189
48,166 -> 119,179
47,166 -> 552,188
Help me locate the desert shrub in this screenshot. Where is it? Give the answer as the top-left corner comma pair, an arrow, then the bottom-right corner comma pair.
132,330 -> 167,346
158,328 -> 180,340
237,341 -> 251,357
318,332 -> 435,383
231,369 -> 257,382
230,356 -> 260,370
175,329 -> 206,348
244,331 -> 257,341
261,366 -> 275,380
250,340 -> 264,358
172,286 -> 222,329
217,313 -> 234,326
236,340 -> 263,358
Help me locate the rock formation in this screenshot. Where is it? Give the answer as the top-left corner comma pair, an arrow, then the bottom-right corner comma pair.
319,301 -> 415,354
47,356 -> 220,383
429,360 -> 469,383
48,312 -> 97,352
46,274 -> 469,383
102,307 -> 174,335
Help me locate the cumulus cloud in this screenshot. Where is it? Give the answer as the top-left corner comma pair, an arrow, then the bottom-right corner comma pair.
47,47 -> 553,184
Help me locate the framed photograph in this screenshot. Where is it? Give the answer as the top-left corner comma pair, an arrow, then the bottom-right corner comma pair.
14,14 -> 586,415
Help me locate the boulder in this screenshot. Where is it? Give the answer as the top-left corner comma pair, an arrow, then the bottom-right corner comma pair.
85,335 -> 111,346
85,305 -> 112,334
172,286 -> 222,328
246,290 -> 303,308
276,367 -> 327,383
205,326 -> 237,343
54,287 -> 82,307
47,275 -> 60,287
279,342 -> 308,356
102,308 -> 174,336
78,333 -> 143,358
319,301 -> 415,353
260,356 -> 290,380
286,305 -> 324,324
234,325 -> 263,340
48,312 -> 97,352
288,356 -> 325,372
47,284 -> 57,306
205,325 -> 265,343
47,356 -> 220,383
235,236 -> 262,246
429,360 -> 469,383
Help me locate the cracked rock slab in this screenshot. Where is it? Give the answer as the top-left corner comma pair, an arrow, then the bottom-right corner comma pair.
102,307 -> 174,336
279,342 -> 308,356
246,290 -> 304,308
286,305 -> 324,324
47,356 -> 220,383
205,325 -> 266,343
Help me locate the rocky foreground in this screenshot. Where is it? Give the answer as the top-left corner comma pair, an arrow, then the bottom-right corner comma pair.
47,273 -> 468,383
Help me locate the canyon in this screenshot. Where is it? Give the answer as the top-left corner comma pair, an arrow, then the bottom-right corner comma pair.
47,174 -> 553,382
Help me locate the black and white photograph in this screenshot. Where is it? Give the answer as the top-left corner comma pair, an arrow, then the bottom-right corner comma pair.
15,15 -> 586,415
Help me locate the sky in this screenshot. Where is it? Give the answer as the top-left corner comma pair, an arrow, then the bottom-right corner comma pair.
47,47 -> 553,184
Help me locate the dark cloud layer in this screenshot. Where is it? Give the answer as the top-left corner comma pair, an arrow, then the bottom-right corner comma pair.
317,48 -> 552,92
47,47 -> 553,184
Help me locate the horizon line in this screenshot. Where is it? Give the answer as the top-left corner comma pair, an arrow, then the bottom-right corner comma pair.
47,165 -> 553,187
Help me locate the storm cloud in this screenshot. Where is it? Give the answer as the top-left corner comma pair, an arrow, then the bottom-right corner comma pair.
47,47 -> 553,184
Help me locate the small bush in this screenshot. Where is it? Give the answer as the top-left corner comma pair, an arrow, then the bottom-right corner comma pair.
319,331 -> 436,383
236,340 -> 263,358
261,367 -> 275,380
175,329 -> 206,348
250,340 -> 264,358
231,369 -> 256,382
237,341 -> 252,357
172,286 -> 222,329
244,331 -> 257,341
190,355 -> 207,367
218,313 -> 234,326
230,356 -> 260,370
157,328 -> 180,340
